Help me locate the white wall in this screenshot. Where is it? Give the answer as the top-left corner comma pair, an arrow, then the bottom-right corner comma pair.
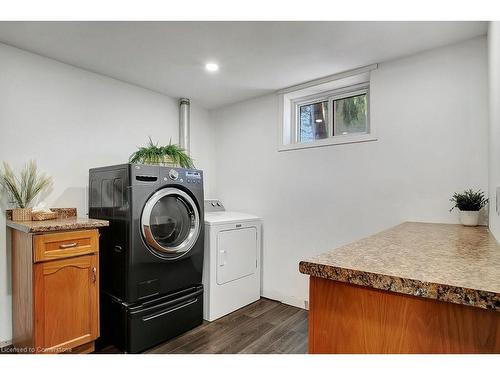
0,43 -> 215,342
488,22 -> 500,241
210,37 -> 489,308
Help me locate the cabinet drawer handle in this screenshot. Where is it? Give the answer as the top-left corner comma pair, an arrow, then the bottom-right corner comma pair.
59,242 -> 78,249
91,267 -> 97,283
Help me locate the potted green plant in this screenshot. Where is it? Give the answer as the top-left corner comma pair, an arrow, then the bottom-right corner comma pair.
0,161 -> 53,221
129,137 -> 194,168
450,189 -> 488,227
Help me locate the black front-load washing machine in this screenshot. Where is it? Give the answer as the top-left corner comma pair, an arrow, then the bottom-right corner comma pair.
89,163 -> 204,353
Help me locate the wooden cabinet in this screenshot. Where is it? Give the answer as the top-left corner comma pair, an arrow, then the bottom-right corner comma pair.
308,277 -> 500,354
11,228 -> 100,353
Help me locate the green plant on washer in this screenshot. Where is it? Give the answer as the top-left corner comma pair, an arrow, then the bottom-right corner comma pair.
129,137 -> 195,169
0,160 -> 53,208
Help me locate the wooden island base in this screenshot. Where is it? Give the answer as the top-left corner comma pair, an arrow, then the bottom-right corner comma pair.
308,277 -> 500,354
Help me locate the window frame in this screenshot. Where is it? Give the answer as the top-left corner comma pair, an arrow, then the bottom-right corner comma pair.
293,96 -> 330,144
277,64 -> 378,152
291,83 -> 371,145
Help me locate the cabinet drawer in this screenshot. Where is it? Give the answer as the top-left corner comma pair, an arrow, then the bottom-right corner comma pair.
33,230 -> 98,262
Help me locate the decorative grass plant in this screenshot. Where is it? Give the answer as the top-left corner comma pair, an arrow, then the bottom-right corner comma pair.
0,160 -> 53,208
129,137 -> 194,169
449,189 -> 488,212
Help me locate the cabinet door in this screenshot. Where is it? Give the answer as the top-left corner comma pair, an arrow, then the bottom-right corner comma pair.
34,254 -> 99,353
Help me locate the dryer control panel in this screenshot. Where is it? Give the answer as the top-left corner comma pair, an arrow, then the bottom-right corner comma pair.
205,199 -> 225,212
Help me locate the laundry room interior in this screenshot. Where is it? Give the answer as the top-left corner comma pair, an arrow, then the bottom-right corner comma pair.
0,10 -> 500,360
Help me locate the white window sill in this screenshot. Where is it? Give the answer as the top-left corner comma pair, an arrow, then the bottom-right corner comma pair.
278,133 -> 377,152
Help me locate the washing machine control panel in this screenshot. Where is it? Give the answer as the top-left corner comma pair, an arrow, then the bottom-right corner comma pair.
168,169 -> 179,180
163,169 -> 202,185
185,170 -> 202,184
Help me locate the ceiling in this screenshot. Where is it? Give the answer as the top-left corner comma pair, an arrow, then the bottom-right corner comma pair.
0,21 -> 487,109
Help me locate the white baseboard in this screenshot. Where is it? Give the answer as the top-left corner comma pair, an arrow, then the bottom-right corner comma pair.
262,290 -> 309,310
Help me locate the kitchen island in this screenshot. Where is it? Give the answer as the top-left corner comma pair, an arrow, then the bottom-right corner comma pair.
299,222 -> 500,353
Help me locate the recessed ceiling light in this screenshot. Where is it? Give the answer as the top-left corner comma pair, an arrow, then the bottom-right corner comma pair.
205,63 -> 219,72
315,119 -> 323,123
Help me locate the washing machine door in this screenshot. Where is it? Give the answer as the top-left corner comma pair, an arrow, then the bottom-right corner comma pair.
141,187 -> 201,259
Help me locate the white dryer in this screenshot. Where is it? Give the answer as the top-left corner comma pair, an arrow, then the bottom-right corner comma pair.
203,199 -> 262,321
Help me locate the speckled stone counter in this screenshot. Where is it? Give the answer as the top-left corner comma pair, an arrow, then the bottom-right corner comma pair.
6,217 -> 109,233
299,222 -> 500,311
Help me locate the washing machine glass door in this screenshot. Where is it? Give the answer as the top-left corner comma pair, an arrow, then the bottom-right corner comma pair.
141,187 -> 201,259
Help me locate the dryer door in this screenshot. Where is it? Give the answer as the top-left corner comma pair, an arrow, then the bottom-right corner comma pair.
141,187 -> 201,259
216,227 -> 257,285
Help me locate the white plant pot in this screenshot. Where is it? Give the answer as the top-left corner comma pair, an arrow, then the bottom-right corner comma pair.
459,210 -> 480,227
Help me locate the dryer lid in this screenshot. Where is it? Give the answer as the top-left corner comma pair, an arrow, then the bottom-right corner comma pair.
204,211 -> 261,226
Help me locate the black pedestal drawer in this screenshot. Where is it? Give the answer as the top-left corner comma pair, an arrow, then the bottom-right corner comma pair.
101,285 -> 203,353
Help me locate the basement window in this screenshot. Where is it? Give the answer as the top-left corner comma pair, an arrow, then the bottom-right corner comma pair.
278,65 -> 377,151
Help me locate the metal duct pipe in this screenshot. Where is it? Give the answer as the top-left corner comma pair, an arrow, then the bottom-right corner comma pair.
179,98 -> 191,155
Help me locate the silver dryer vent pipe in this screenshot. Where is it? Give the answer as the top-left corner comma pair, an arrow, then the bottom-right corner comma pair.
179,98 -> 191,155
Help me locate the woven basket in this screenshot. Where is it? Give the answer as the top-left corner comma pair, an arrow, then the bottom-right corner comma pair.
145,156 -> 178,167
31,211 -> 58,221
12,208 -> 33,221
162,156 -> 178,167
50,208 -> 77,219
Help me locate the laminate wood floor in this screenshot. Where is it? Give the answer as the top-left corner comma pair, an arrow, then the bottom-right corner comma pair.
99,298 -> 308,354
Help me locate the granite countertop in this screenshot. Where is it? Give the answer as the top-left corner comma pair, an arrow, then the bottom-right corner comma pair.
7,217 -> 109,233
299,222 -> 500,311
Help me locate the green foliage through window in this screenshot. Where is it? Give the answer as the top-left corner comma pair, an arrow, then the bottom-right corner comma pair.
340,95 -> 367,126
296,89 -> 368,143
